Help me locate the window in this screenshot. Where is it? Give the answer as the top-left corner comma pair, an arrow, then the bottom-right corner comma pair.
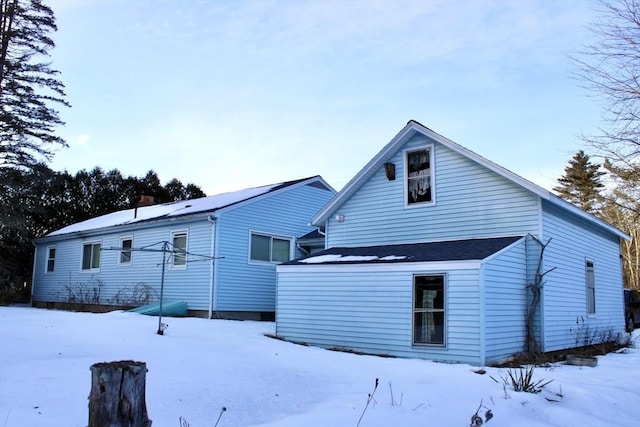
46,247 -> 56,273
119,237 -> 133,265
250,233 -> 291,263
586,260 -> 595,314
81,242 -> 101,271
413,275 -> 445,346
405,147 -> 434,206
171,231 -> 187,267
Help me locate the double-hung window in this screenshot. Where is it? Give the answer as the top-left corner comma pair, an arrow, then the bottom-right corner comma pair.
250,233 -> 291,263
46,247 -> 56,273
171,231 -> 188,268
81,242 -> 101,271
586,260 -> 596,314
413,275 -> 445,346
119,237 -> 133,266
405,146 -> 435,206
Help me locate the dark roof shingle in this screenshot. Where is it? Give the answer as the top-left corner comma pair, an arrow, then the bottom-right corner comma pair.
285,236 -> 523,265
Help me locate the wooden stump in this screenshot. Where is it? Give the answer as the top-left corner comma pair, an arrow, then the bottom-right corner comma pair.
89,360 -> 152,427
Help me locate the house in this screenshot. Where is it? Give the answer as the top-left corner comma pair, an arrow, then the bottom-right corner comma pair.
32,176 -> 336,320
276,121 -> 630,365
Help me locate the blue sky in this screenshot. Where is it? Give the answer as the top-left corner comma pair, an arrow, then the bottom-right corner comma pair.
47,0 -> 603,195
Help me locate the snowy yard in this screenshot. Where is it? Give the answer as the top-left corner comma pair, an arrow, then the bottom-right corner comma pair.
1,307 -> 639,427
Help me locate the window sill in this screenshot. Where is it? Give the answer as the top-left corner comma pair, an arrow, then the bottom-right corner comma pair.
412,342 -> 446,348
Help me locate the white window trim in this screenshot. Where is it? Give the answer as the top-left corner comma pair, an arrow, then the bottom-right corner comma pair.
585,258 -> 596,315
80,240 -> 102,272
248,230 -> 293,265
403,144 -> 436,208
412,274 -> 447,347
45,246 -> 56,273
170,229 -> 188,270
119,236 -> 133,266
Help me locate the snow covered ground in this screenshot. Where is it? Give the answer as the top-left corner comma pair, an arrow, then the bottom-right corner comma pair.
1,306 -> 639,427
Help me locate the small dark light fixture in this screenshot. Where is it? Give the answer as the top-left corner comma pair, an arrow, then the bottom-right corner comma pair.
384,162 -> 396,181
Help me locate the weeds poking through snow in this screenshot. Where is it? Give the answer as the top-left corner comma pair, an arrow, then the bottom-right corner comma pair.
491,366 -> 553,394
469,399 -> 493,426
214,406 -> 227,427
178,407 -> 226,427
388,381 -> 403,406
356,378 -> 378,427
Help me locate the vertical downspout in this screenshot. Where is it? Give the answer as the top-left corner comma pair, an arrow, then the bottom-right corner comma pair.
207,215 -> 217,319
31,242 -> 38,305
478,264 -> 486,367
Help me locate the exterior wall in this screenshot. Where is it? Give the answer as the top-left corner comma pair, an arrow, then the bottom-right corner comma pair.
32,218 -> 212,310
483,238 -> 529,363
32,180 -> 336,314
541,200 -> 625,352
276,262 -> 484,365
213,182 -> 335,312
326,133 -> 540,247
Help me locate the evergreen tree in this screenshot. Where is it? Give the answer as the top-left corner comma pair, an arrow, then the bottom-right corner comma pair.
553,150 -> 605,213
0,0 -> 69,168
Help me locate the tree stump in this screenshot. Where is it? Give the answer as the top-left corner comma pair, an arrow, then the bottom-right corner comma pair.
89,360 -> 152,427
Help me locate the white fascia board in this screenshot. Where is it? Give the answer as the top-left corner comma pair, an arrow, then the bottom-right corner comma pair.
33,212 -> 213,244
407,122 -> 630,241
311,123 -> 417,226
481,236 -> 526,264
312,120 -> 629,241
218,175 -> 335,216
277,259 -> 481,274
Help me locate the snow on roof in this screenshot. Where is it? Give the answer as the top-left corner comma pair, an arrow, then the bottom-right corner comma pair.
286,236 -> 523,265
46,180 -> 300,237
300,254 -> 407,264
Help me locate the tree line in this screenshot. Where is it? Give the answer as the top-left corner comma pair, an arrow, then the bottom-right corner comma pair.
2,0 -> 640,301
0,165 -> 205,302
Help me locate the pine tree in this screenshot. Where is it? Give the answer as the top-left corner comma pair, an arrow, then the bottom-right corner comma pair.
553,150 -> 605,213
0,0 -> 69,169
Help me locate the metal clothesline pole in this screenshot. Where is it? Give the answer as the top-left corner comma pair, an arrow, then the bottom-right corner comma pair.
157,241 -> 168,335
102,241 -> 221,336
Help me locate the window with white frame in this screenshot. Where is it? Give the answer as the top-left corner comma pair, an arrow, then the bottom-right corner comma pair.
413,275 -> 445,346
46,246 -> 56,273
81,242 -> 101,271
171,231 -> 188,267
405,146 -> 434,206
119,237 -> 133,265
586,260 -> 596,314
250,232 -> 291,263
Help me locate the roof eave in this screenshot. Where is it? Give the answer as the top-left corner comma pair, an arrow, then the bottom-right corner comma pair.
312,120 -> 629,241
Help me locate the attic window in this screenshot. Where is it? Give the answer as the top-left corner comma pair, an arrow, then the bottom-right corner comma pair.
405,146 -> 434,206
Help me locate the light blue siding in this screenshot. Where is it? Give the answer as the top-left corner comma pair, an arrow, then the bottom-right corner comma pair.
541,200 -> 625,352
32,218 -> 212,309
483,238 -> 529,363
214,183 -> 335,312
277,263 -> 483,365
327,134 -> 540,247
277,124 -> 626,364
32,180 -> 335,314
